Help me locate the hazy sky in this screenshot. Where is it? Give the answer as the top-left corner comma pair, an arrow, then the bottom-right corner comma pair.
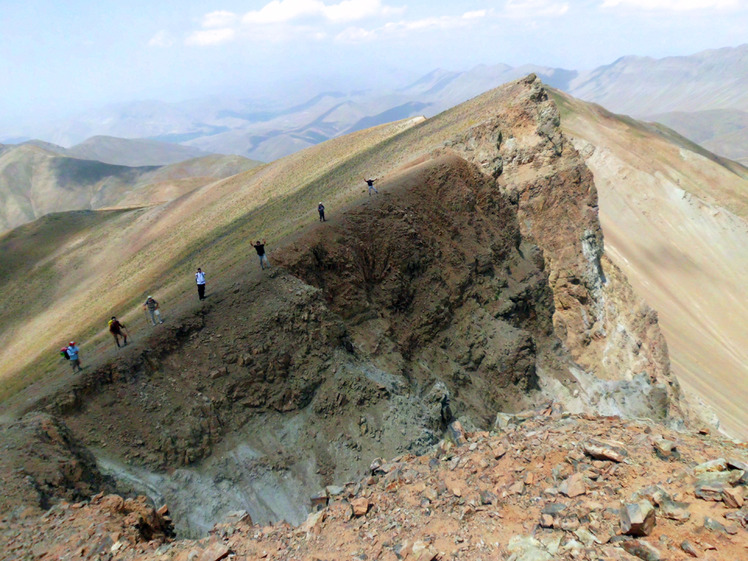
1,0 -> 746,131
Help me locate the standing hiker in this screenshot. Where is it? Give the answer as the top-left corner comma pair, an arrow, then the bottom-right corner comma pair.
196,268 -> 206,300
365,177 -> 379,195
318,202 -> 326,222
108,316 -> 128,347
143,295 -> 164,325
66,341 -> 82,372
253,239 -> 270,270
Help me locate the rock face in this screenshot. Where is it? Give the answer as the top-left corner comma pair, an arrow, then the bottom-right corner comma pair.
449,75 -> 682,420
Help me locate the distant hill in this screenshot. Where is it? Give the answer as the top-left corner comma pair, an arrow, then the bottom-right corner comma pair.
64,136 -> 211,166
20,135 -> 211,167
0,145 -> 261,233
647,109 -> 748,166
5,44 -> 747,167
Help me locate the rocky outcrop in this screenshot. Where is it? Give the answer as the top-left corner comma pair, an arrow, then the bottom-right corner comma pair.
0,413 -> 115,516
448,74 -> 683,421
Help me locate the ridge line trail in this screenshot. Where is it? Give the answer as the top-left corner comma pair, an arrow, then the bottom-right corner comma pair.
0,177 -> 396,424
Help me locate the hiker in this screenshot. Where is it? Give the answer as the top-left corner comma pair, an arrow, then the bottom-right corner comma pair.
318,202 -> 326,222
253,239 -> 270,270
66,341 -> 82,372
365,177 -> 379,195
196,267 -> 206,300
143,295 -> 164,325
108,316 -> 128,347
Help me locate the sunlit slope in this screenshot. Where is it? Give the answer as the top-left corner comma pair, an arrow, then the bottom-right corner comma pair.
0,146 -> 261,233
0,117 -> 425,396
554,91 -> 748,437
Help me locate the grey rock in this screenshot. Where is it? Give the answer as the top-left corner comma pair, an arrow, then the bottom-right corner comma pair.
583,439 -> 628,463
659,497 -> 691,521
620,539 -> 661,561
620,501 -> 656,536
693,458 -> 727,474
680,541 -> 699,558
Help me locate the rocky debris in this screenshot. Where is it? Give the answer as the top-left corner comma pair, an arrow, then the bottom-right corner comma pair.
620,501 -> 656,536
652,437 -> 679,461
0,412 -> 115,516
723,487 -> 744,508
2,414 -> 745,561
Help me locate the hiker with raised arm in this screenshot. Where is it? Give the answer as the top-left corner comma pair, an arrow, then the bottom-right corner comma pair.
365,177 -> 379,195
66,341 -> 82,372
196,268 -> 206,300
143,295 -> 164,325
108,316 -> 128,348
253,239 -> 270,270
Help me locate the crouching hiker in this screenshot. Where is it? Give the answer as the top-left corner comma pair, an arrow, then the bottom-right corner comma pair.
108,316 -> 128,347
66,341 -> 82,372
143,295 -> 164,325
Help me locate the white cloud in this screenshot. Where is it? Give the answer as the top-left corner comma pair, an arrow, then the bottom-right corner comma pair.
148,30 -> 175,47
242,0 -> 403,25
601,0 -> 739,9
504,0 -> 569,18
202,10 -> 239,28
185,28 -> 236,46
336,10 -> 489,42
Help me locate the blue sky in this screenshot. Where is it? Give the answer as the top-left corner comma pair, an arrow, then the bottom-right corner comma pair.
1,0 -> 746,131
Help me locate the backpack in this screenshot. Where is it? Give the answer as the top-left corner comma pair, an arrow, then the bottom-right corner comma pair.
60,348 -> 70,360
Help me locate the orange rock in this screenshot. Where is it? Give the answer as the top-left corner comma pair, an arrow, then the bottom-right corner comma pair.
351,498 -> 370,517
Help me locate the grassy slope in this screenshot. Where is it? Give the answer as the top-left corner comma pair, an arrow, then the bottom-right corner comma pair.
0,79 -> 543,403
552,90 -> 748,437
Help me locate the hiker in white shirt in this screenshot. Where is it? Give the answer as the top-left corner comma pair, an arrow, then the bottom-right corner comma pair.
196,268 -> 206,300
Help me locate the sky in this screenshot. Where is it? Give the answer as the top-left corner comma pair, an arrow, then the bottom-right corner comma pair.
1,0 -> 747,133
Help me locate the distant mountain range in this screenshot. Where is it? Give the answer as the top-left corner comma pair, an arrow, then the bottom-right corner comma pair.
0,141 -> 260,233
3,44 -> 747,165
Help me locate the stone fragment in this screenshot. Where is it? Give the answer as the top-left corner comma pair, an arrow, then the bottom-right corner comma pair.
491,442 -> 508,459
447,421 -> 467,445
310,491 -> 328,511
620,501 -> 656,536
507,536 -> 552,561
583,439 -> 627,463
541,503 -> 567,515
412,541 -> 437,561
574,527 -> 600,547
703,516 -> 731,534
659,497 -> 691,521
724,506 -> 748,528
326,485 -> 345,497
480,489 -> 497,505
693,458 -> 727,474
197,543 -> 230,561
694,482 -> 726,501
539,514 -> 554,528
652,438 -> 679,461
632,485 -> 669,506
722,487 -> 744,508
680,541 -> 699,558
300,510 -> 326,534
620,539 -> 661,561
350,497 -> 370,517
508,480 -> 525,495
559,473 -> 586,498
727,458 -> 748,472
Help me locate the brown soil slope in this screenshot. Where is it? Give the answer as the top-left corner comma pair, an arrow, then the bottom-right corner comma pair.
554,91 -> 748,439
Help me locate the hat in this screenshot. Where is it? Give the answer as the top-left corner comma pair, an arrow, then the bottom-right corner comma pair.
69,341 -> 75,345
111,316 -> 116,320
148,295 -> 153,299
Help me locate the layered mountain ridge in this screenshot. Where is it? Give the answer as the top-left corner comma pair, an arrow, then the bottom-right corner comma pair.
0,76 -> 696,541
